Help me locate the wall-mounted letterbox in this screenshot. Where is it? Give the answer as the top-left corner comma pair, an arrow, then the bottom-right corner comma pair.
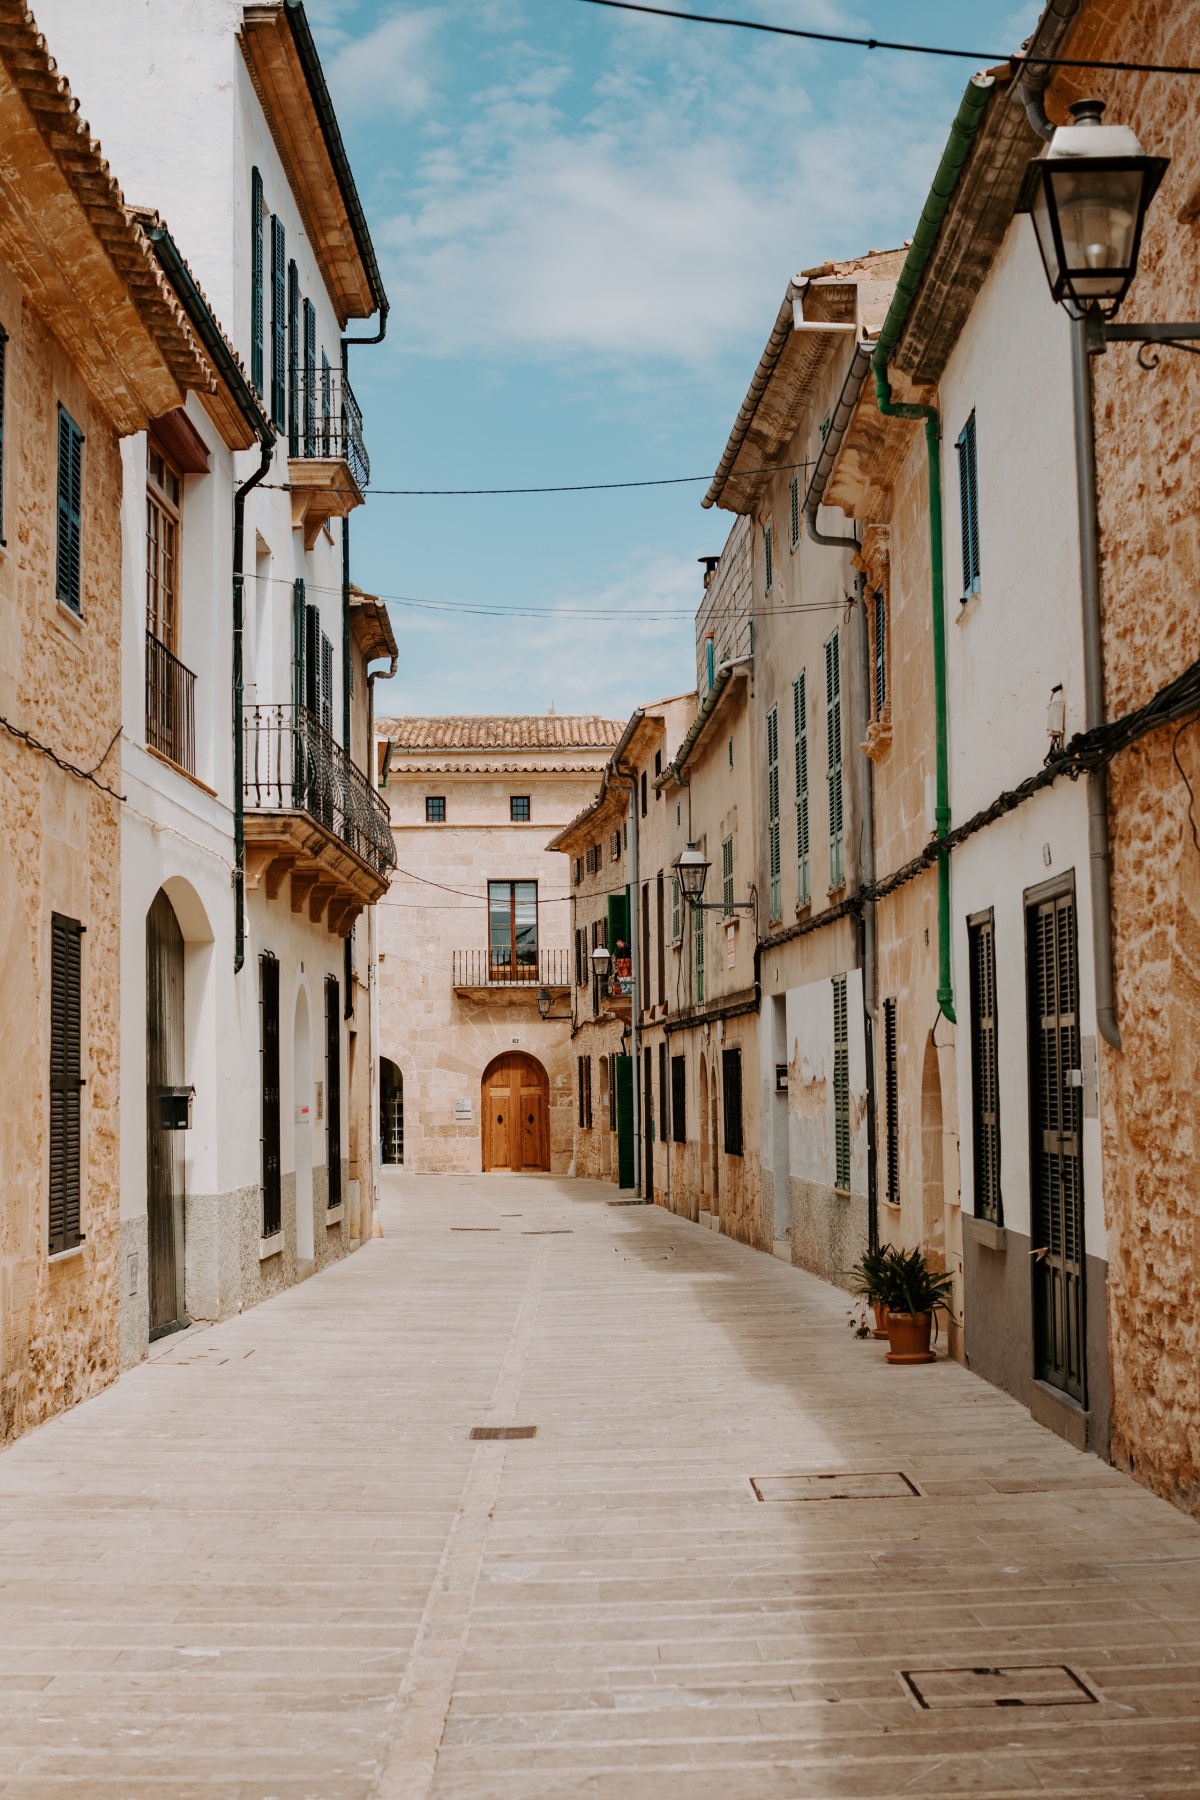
775,1064 -> 789,1093
159,1085 -> 195,1130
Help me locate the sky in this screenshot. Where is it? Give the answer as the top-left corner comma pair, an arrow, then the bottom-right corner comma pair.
310,0 -> 1041,722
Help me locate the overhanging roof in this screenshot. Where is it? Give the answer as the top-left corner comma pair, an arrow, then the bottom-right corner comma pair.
239,1 -> 386,327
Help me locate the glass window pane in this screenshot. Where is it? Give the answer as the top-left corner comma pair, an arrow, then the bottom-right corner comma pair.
489,882 -> 512,968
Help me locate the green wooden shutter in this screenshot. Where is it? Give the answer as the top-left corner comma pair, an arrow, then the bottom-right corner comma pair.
302,299 -> 316,454
767,704 -> 780,917
694,897 -> 704,1004
49,913 -> 83,1255
722,1047 -> 743,1156
250,167 -> 264,396
764,522 -> 774,594
615,1054 -> 634,1188
883,997 -> 899,1204
825,631 -> 843,887
874,590 -> 887,715
325,976 -> 342,1208
794,671 -> 809,905
957,411 -> 980,596
969,912 -> 1002,1224
722,835 -> 734,915
260,951 -> 281,1236
832,975 -> 849,1189
56,406 -> 83,614
287,259 -> 299,454
789,473 -> 800,550
270,216 -> 286,428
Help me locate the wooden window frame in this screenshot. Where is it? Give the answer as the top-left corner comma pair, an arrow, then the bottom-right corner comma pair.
146,440 -> 182,650
488,879 -> 538,978
658,1040 -> 668,1142
789,472 -> 800,550
767,702 -> 780,918
874,588 -> 887,718
764,521 -> 774,595
425,796 -> 446,822
510,795 -> 530,822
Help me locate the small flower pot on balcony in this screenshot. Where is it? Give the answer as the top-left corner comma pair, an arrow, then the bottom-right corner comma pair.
884,1310 -> 936,1364
872,1302 -> 889,1340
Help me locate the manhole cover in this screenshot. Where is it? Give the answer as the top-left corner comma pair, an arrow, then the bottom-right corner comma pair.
470,1426 -> 537,1440
902,1665 -> 1097,1710
751,1471 -> 920,1501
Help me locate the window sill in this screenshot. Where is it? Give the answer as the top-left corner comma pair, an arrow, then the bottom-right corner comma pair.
53,599 -> 86,644
259,1231 -> 283,1261
144,743 -> 218,798
963,1213 -> 1007,1252
956,591 -> 983,625
49,1240 -> 86,1266
326,1204 -> 343,1226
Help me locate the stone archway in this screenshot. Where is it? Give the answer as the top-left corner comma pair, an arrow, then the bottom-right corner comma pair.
481,1051 -> 550,1172
380,1058 -> 404,1164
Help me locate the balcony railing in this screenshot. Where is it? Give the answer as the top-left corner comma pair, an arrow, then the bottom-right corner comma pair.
288,369 -> 369,490
145,630 -> 196,774
243,703 -> 395,878
452,949 -> 571,990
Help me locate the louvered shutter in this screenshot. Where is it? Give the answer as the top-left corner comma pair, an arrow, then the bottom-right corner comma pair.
767,704 -> 780,917
722,1047 -> 743,1157
832,974 -> 849,1189
260,952 -> 281,1236
883,997 -> 899,1203
672,1054 -> 686,1143
270,216 -> 286,428
303,299 -> 316,454
250,167 -> 264,395
320,631 -> 334,738
325,977 -> 342,1208
764,523 -> 774,594
56,407 -> 83,613
794,672 -> 809,905
789,474 -> 799,550
957,412 -> 981,596
825,632 -> 843,886
874,591 -> 887,716
49,914 -> 83,1255
287,259 -> 299,453
969,912 -> 1002,1224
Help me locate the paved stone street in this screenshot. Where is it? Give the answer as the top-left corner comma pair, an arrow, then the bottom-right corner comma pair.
2,1174 -> 1200,1797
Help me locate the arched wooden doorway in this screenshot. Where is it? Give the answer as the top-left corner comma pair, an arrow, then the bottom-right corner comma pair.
380,1058 -> 404,1164
482,1052 -> 550,1171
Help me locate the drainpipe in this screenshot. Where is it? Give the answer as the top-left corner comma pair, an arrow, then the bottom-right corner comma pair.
1071,318 -> 1123,1050
1008,0 -> 1082,142
233,437 -> 276,973
867,73 -> 994,1024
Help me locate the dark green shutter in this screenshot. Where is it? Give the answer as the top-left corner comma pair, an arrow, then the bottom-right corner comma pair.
260,952 -> 281,1236
721,1047 -> 743,1157
49,914 -> 83,1255
615,1054 -> 634,1188
56,406 -> 83,613
969,912 -> 1002,1224
326,976 -> 342,1208
287,259 -> 299,454
250,167 -> 264,396
794,671 -> 809,905
671,1053 -> 686,1143
825,631 -> 843,886
270,216 -> 286,429
303,298 -> 316,453
957,412 -> 980,596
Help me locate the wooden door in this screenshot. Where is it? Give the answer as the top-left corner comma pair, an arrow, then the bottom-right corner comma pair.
147,890 -> 185,1334
482,1053 -> 549,1171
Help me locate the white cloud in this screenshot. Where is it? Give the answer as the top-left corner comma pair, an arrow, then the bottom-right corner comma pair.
323,6 -> 443,118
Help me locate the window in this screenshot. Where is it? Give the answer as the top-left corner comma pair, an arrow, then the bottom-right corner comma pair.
764,522 -> 774,594
641,880 -> 651,1007
510,795 -> 530,822
270,215 -> 286,430
320,631 -> 334,738
287,259 -> 299,454
883,996 -> 899,1204
578,1055 -> 593,1129
489,880 -> 537,977
794,671 -> 810,906
825,630 -> 844,887
833,974 -> 850,1189
260,951 -> 281,1237
671,876 -> 681,945
767,702 -> 780,917
694,898 -> 705,1005
426,796 -> 445,822
722,1046 -> 743,1156
56,405 -> 84,614
586,843 -> 600,875
321,349 -> 332,454
790,472 -> 800,550
671,1054 -> 687,1142
874,589 -> 887,717
573,857 -> 582,886
654,749 -> 662,791
641,770 -> 648,817
250,166 -> 264,395
574,928 -> 584,988
145,443 -> 181,649
303,297 -> 316,455
659,1041 -> 669,1142
325,976 -> 342,1209
611,830 -> 622,861
969,912 -> 1002,1224
48,913 -> 83,1256
957,409 -> 980,597
722,835 -> 734,917
656,871 -> 665,1003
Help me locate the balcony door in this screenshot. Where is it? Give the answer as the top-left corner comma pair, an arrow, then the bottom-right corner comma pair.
482,1052 -> 549,1171
488,880 -> 537,983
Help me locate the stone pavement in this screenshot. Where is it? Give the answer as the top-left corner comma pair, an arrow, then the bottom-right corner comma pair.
2,1175 -> 1200,1798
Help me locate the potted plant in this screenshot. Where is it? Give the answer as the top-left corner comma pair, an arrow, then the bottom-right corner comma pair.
878,1246 -> 955,1364
848,1243 -> 895,1339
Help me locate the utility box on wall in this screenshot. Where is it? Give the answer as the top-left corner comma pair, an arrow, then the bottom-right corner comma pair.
158,1085 -> 195,1131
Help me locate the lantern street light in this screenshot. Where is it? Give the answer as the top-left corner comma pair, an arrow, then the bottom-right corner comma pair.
673,842 -> 757,914
536,986 -> 552,1020
1019,100 -> 1167,320
590,943 -> 612,978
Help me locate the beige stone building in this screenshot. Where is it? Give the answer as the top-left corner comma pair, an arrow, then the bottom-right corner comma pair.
376,716 -> 622,1175
0,5 -> 210,1440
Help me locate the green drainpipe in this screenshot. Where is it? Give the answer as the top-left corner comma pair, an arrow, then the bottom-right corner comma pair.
869,72 -> 993,1025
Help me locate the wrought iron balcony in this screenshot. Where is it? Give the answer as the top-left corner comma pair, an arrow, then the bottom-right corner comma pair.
288,368 -> 369,489
243,703 -> 395,881
452,949 -> 571,991
145,630 -> 196,775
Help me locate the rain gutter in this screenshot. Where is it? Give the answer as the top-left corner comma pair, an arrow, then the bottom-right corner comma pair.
869,71 -> 994,1025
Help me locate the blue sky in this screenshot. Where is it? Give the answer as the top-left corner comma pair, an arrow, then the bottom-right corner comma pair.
312,0 -> 1039,721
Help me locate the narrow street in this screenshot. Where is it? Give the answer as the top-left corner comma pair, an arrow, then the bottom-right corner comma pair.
0,1178 -> 1195,1798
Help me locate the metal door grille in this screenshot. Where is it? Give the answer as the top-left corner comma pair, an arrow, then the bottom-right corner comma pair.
1028,886 -> 1085,1402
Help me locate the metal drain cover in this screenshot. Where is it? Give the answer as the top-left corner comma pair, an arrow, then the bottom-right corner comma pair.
470,1425 -> 537,1440
902,1665 -> 1097,1710
751,1471 -> 920,1501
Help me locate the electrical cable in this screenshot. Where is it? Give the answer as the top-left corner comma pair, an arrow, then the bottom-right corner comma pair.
575,0 -> 1200,76
258,460 -> 813,497
0,714 -> 124,800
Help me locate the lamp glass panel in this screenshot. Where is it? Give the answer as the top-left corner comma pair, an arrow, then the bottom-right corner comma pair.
1047,164 -> 1144,299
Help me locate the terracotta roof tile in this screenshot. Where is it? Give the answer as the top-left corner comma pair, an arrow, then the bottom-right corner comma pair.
382,715 -> 625,751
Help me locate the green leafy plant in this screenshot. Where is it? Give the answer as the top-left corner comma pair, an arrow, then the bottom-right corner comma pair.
878,1244 -> 955,1318
847,1243 -> 895,1304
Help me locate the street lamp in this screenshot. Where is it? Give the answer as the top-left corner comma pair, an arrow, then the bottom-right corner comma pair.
536,986 -> 552,1020
674,843 -> 711,904
590,943 -> 611,979
1018,99 -> 1167,320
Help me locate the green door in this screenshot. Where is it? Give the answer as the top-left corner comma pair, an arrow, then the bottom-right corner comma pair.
614,1054 -> 634,1189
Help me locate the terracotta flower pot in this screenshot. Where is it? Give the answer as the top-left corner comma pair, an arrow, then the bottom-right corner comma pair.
885,1309 -> 936,1364
872,1302 -> 890,1340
